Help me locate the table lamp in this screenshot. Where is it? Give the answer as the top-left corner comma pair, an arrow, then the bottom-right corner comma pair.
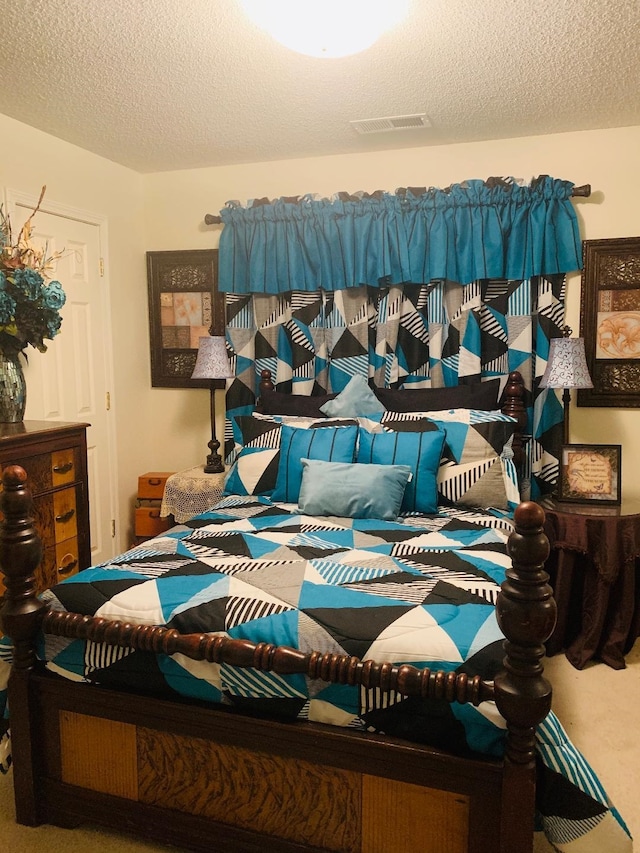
191,336 -> 234,473
539,327 -> 593,446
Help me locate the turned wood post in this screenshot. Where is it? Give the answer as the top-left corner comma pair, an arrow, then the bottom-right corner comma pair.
0,465 -> 46,667
0,464 -> 47,825
494,501 -> 556,853
501,370 -> 528,471
254,368 -> 275,412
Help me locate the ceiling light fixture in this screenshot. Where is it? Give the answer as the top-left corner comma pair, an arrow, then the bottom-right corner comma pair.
239,0 -> 410,59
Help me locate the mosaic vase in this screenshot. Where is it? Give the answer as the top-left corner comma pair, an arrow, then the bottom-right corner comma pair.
0,349 -> 27,423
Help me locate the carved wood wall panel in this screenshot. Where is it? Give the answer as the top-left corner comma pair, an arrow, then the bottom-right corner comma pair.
579,237 -> 640,407
147,249 -> 225,388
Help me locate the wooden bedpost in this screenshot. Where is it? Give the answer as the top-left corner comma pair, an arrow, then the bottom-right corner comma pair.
494,500 -> 555,853
255,368 -> 275,412
500,370 -> 527,470
0,464 -> 47,825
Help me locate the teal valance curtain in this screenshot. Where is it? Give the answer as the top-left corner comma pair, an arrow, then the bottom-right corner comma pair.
218,176 -> 582,294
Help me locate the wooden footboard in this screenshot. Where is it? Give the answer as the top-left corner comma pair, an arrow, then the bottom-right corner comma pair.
0,465 -> 555,853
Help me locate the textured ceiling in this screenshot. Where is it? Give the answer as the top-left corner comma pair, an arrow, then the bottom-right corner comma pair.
1,0 -> 639,174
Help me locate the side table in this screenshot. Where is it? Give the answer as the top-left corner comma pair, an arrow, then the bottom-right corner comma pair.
541,497 -> 640,670
160,466 -> 226,523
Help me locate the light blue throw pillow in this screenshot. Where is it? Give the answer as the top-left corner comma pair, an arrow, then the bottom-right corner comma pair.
298,459 -> 413,520
357,427 -> 446,514
320,375 -> 385,417
271,423 -> 359,503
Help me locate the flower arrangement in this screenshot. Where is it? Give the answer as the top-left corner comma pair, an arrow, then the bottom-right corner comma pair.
0,186 -> 66,357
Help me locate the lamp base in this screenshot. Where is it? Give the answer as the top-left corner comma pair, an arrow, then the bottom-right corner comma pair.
204,457 -> 225,474
203,437 -> 225,474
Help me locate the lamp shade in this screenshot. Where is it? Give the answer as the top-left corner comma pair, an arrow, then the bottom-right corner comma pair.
539,337 -> 594,390
191,337 -> 234,380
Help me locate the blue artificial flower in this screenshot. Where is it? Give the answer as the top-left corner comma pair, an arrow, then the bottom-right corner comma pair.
11,267 -> 44,301
0,291 -> 16,325
45,310 -> 63,337
42,280 -> 66,311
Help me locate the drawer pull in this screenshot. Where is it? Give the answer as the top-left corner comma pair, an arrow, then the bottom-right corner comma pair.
55,509 -> 76,524
148,478 -> 162,486
58,558 -> 78,576
53,462 -> 74,475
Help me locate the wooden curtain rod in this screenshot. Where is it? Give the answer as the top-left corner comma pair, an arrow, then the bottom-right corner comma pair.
203,184 -> 592,225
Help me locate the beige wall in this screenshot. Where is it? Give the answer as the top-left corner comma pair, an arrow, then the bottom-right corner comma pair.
144,124 -> 640,501
3,114 -> 640,548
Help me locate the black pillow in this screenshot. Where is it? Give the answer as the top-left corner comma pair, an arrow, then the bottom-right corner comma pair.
258,390 -> 337,418
373,378 -> 501,413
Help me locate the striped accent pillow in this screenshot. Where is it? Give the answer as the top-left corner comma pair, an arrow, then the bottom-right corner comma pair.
357,427 -> 446,514
271,423 -> 359,503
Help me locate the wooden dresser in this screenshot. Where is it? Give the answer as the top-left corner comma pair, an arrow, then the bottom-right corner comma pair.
0,421 -> 91,595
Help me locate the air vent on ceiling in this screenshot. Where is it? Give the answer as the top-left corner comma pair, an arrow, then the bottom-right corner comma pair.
350,113 -> 431,135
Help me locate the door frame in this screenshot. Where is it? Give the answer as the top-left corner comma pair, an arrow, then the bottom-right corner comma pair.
4,187 -> 121,556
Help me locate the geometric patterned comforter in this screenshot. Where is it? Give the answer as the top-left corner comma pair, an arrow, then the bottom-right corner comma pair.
0,495 -> 632,850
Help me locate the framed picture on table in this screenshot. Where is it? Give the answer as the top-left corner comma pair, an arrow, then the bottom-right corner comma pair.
558,444 -> 622,505
147,249 -> 225,388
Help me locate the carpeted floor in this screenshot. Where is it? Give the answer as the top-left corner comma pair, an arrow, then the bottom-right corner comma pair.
1,644 -> 638,852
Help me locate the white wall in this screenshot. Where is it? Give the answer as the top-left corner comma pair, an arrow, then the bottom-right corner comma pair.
143,124 -> 640,501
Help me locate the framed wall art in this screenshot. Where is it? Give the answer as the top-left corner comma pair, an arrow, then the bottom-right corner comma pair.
558,443 -> 621,505
578,236 -> 640,408
147,249 -> 225,388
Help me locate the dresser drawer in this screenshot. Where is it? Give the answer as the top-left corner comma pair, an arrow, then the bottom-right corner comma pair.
2,447 -> 80,496
51,448 -> 79,486
40,537 -> 80,590
53,488 -> 78,542
33,487 -> 78,549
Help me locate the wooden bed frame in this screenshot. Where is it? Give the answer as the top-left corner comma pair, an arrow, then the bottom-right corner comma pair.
0,371 -> 557,853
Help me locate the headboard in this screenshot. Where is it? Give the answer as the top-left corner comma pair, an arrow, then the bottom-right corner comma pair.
256,369 -> 528,470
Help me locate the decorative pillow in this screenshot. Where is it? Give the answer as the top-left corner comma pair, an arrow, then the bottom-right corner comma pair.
224,414 -> 355,497
320,375 -> 385,417
235,413 -> 282,447
357,427 -> 446,514
298,459 -> 413,521
223,415 -> 283,496
373,378 -> 501,413
379,409 -> 519,511
259,390 -> 337,418
223,446 -> 280,496
271,423 -> 359,503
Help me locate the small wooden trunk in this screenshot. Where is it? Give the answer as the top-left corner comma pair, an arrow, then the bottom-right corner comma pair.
137,472 -> 174,501
134,506 -> 172,538
134,472 -> 175,541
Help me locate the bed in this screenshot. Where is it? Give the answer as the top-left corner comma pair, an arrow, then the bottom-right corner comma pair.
0,370 -> 631,853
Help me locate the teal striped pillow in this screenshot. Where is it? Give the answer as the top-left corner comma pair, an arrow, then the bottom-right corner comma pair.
357,427 -> 446,514
271,423 -> 359,503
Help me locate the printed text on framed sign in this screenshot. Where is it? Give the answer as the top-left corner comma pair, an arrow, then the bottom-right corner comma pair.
558,444 -> 621,505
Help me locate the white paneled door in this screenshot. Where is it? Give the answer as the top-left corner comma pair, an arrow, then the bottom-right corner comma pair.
8,191 -> 118,565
